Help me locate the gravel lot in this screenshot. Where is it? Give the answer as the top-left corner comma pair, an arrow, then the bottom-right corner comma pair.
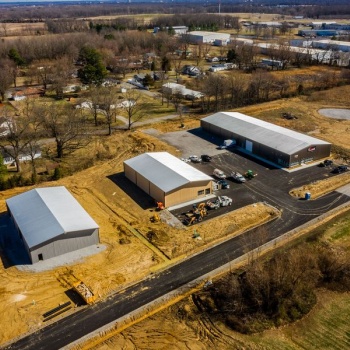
157,128 -> 227,158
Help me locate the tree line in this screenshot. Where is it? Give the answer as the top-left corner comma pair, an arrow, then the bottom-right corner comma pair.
0,2 -> 349,22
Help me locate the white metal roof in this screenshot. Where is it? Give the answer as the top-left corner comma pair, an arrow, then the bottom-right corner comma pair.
124,152 -> 212,193
202,112 -> 330,155
187,31 -> 231,39
162,83 -> 204,98
6,186 -> 99,249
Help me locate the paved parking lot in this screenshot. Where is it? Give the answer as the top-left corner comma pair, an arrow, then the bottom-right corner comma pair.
164,128 -> 350,226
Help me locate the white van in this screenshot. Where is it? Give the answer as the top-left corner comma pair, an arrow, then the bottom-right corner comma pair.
213,168 -> 226,179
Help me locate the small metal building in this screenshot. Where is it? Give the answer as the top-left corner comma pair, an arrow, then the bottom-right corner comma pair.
6,186 -> 99,264
201,112 -> 331,168
124,152 -> 213,207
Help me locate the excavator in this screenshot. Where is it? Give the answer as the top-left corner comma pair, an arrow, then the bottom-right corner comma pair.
184,203 -> 207,226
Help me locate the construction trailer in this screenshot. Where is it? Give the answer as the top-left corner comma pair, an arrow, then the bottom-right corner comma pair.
201,112 -> 331,168
6,186 -> 99,264
124,152 -> 213,208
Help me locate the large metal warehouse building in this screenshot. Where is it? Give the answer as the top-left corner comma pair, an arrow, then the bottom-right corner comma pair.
187,31 -> 231,45
124,152 -> 213,207
6,186 -> 99,264
201,112 -> 331,168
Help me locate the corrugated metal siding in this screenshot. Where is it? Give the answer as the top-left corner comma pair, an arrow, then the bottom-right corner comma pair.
124,164 -> 136,183
202,113 -> 331,167
165,181 -> 212,207
30,229 -> 99,263
201,112 -> 331,155
136,173 -> 150,194
149,183 -> 165,204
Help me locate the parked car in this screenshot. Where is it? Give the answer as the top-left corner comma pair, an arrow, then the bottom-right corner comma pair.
213,168 -> 226,179
217,179 -> 230,189
318,159 -> 333,167
332,165 -> 348,173
189,155 -> 201,163
180,157 -> 191,163
230,171 -> 246,183
201,154 -> 212,162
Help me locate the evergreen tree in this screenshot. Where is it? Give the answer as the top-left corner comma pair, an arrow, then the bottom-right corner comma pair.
77,47 -> 108,86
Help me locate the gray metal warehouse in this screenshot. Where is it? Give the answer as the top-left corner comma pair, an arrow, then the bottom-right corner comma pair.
124,152 -> 213,207
6,186 -> 100,264
201,112 -> 331,168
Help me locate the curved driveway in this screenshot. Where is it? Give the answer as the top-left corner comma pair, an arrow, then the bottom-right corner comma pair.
4,150 -> 350,350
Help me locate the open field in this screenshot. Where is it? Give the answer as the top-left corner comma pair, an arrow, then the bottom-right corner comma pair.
0,82 -> 350,347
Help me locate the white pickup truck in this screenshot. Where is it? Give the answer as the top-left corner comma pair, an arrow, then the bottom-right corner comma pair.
218,196 -> 232,207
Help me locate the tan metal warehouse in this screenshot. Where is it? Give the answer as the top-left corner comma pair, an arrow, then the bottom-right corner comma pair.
6,186 -> 100,264
124,152 -> 213,208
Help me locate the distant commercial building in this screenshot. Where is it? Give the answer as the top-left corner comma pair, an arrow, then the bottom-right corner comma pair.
186,31 -> 231,45
201,112 -> 331,168
298,29 -> 339,37
154,26 -> 188,35
6,186 -> 100,264
124,152 -> 213,207
312,39 -> 350,52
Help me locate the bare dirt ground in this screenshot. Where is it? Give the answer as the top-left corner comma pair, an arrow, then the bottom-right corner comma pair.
0,130 -> 276,346
1,84 -> 350,347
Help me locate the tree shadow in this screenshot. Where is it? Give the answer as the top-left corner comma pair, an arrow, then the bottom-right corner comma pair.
107,172 -> 156,210
0,212 -> 31,268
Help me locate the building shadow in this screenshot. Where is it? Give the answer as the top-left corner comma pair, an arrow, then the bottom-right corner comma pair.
0,212 -> 31,268
107,172 -> 156,210
187,127 -> 224,147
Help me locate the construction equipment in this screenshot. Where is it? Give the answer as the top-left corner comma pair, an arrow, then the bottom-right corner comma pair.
73,281 -> 96,305
156,202 -> 165,210
244,170 -> 257,180
206,199 -> 220,210
150,213 -> 161,223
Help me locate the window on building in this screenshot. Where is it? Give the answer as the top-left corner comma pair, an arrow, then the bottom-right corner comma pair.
198,190 -> 204,196
38,253 -> 43,261
205,188 -> 210,194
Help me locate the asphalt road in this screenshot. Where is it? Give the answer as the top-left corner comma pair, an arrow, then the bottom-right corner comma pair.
4,148 -> 350,350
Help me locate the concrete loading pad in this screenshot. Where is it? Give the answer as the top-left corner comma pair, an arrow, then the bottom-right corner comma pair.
319,108 -> 350,120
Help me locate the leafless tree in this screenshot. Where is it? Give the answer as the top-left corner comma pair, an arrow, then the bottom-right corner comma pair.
98,87 -> 121,135
121,89 -> 148,130
41,103 -> 91,159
